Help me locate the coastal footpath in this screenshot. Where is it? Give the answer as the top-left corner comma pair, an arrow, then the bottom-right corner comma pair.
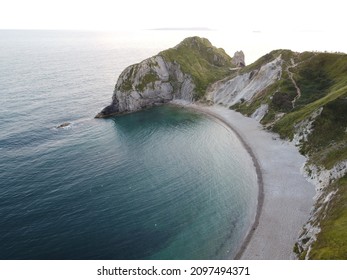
97,37 -> 347,259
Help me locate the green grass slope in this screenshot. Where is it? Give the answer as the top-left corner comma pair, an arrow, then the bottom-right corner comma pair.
232,50 -> 347,169
299,175 -> 347,259
160,37 -> 234,99
310,175 -> 347,259
271,53 -> 347,169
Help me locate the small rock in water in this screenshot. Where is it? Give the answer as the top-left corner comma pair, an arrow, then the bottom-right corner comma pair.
57,122 -> 71,128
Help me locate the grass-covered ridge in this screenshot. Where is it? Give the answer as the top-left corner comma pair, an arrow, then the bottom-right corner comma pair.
160,37 -> 235,99
269,52 -> 347,169
231,50 -> 347,167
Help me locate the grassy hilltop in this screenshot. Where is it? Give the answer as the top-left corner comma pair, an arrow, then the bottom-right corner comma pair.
160,37 -> 234,99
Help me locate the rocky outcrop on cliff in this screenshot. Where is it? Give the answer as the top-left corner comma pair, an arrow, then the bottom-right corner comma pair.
232,51 -> 245,67
96,37 -> 237,118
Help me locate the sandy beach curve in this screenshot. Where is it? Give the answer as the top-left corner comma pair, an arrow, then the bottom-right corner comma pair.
183,103 -> 315,260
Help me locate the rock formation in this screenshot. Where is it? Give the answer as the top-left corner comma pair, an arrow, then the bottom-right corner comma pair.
96,37 -> 237,118
57,122 -> 71,128
231,50 -> 245,67
207,55 -> 282,106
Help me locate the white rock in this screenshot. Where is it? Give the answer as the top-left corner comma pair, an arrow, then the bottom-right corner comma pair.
208,55 -> 283,107
251,104 -> 269,121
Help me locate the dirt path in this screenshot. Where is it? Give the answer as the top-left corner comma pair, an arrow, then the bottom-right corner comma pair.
286,58 -> 301,108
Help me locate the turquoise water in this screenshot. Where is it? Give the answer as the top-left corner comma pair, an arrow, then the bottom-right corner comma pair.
0,30 -> 257,259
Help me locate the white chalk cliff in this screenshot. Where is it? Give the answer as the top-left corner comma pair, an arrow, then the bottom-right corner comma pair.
207,55 -> 282,107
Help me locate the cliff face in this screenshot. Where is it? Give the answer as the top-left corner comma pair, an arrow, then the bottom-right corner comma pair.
207,55 -> 282,106
96,37 -> 236,118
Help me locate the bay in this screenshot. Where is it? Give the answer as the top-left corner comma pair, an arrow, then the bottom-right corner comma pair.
0,30 -> 257,259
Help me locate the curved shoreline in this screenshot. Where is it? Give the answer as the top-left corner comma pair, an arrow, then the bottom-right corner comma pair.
206,113 -> 264,260
176,102 -> 315,259
178,103 -> 264,259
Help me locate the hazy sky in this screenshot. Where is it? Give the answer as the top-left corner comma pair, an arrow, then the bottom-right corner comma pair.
0,0 -> 344,32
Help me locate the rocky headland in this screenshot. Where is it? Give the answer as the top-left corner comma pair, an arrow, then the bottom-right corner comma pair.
96,37 -> 242,118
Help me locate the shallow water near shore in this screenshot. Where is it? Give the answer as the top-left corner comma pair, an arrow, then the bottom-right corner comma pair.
0,30 -> 258,259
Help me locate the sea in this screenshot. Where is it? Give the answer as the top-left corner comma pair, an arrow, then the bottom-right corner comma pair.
0,30 -> 258,260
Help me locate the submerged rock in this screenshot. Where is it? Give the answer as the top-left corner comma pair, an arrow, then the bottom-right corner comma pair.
57,122 -> 71,128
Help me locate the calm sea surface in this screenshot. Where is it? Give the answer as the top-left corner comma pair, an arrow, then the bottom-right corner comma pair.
0,30 -> 257,259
